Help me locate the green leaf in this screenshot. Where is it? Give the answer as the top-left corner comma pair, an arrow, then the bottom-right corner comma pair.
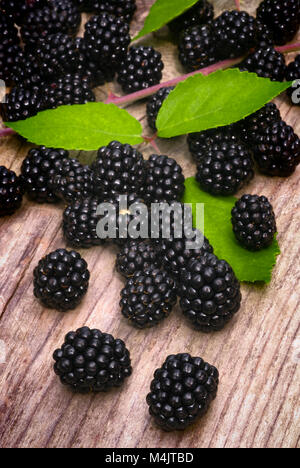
157,69 -> 292,138
182,177 -> 280,284
6,102 -> 143,150
133,0 -> 199,41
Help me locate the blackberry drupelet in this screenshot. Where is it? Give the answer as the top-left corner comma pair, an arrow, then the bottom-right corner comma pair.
53,326 -> 132,393
63,197 -> 105,248
146,353 -> 219,431
179,254 -> 241,332
116,239 -> 161,279
92,141 -> 146,199
142,154 -> 185,204
21,0 -> 81,47
231,194 -> 277,251
238,102 -> 281,145
146,86 -> 175,131
0,85 -> 44,122
49,157 -> 95,203
117,46 -> 164,94
94,0 -> 137,23
33,248 -> 90,311
83,13 -> 130,72
286,55 -> 300,105
238,46 -> 286,82
0,166 -> 24,216
42,74 -> 95,110
178,24 -> 217,71
187,126 -> 240,163
252,120 -> 300,177
214,10 -> 257,59
120,266 -> 177,328
168,0 -> 214,34
20,146 -> 68,203
257,0 -> 300,45
160,229 -> 214,280
195,139 -> 254,196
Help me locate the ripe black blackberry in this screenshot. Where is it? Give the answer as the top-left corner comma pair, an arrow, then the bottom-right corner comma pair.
187,126 -> 240,163
168,0 -> 214,34
286,55 -> 300,105
146,87 -> 175,131
42,74 -> 95,110
49,157 -> 95,203
20,146 -> 68,203
146,353 -> 219,431
63,197 -> 106,248
0,43 -> 22,84
214,10 -> 257,59
33,248 -> 90,311
0,85 -> 44,122
92,141 -> 146,199
195,139 -> 254,196
238,102 -> 281,145
116,239 -> 161,279
1,0 -> 46,25
179,24 -> 217,71
53,326 -> 132,393
179,254 -> 241,332
94,0 -> 137,23
160,229 -> 214,280
120,266 -> 177,328
238,46 -> 286,82
10,50 -> 45,88
117,46 -> 164,94
75,37 -> 113,87
231,194 -> 277,251
83,13 -> 130,72
21,0 -> 81,47
257,0 -> 300,46
150,201 -> 193,245
0,165 -> 24,216
0,13 -> 20,47
254,19 -> 275,47
252,120 -> 300,177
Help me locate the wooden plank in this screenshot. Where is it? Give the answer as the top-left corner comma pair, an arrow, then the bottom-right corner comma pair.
0,0 -> 299,448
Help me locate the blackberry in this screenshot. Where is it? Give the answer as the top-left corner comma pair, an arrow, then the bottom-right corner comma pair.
252,120 -> 300,177
257,0 -> 300,45
150,201 -> 193,244
10,50 -> 45,88
179,254 -> 241,332
0,85 -> 44,122
42,74 -> 95,110
160,229 -> 214,280
21,0 -> 81,47
0,166 -> 24,216
187,126 -> 240,163
33,248 -> 90,311
238,102 -> 281,145
75,37 -> 113,87
238,46 -> 286,82
83,14 -> 130,72
0,13 -> 20,45
142,154 -> 185,204
168,0 -> 214,34
1,0 -> 46,26
0,43 -> 22,84
20,146 -> 68,203
91,141 -> 146,199
120,266 -> 177,329
214,10 -> 257,59
53,326 -> 132,393
195,139 -> 254,196
146,353 -> 219,431
35,33 -> 81,78
49,157 -> 95,203
146,86 -> 175,131
116,239 -> 161,279
117,46 -> 164,94
286,55 -> 300,105
231,194 -> 277,251
254,19 -> 275,47
63,197 -> 105,248
179,24 -> 217,71
73,0 -> 95,11
94,0 -> 137,23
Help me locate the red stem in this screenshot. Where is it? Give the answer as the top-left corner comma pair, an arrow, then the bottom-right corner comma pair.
143,135 -> 160,153
0,127 -> 15,137
276,43 -> 300,54
234,0 -> 241,11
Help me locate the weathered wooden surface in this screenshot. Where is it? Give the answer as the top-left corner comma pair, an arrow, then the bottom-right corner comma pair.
0,0 -> 299,449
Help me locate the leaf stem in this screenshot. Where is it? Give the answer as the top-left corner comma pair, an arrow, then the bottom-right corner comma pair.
143,135 -> 160,153
234,0 -> 241,11
0,127 -> 15,137
276,42 -> 300,54
105,57 -> 243,106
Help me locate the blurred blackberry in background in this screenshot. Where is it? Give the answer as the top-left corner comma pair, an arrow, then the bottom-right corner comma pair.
179,254 -> 241,332
42,74 -> 95,110
256,0 -> 300,45
1,0 -> 46,25
117,46 -> 164,93
238,46 -> 286,82
120,266 -> 177,328
146,86 -> 175,131
286,55 -> 300,105
92,141 -> 146,199
146,353 -> 219,431
34,248 -> 90,311
116,239 -> 161,279
0,85 -> 45,121
168,0 -> 214,34
53,326 -> 132,393
179,24 -> 217,71
21,146 -> 68,203
0,165 -> 24,216
187,126 -> 240,163
0,13 -> 20,45
74,0 -> 95,11
231,194 -> 277,251
238,103 -> 281,145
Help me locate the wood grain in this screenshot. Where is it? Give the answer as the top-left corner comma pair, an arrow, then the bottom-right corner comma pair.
0,0 -> 299,449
